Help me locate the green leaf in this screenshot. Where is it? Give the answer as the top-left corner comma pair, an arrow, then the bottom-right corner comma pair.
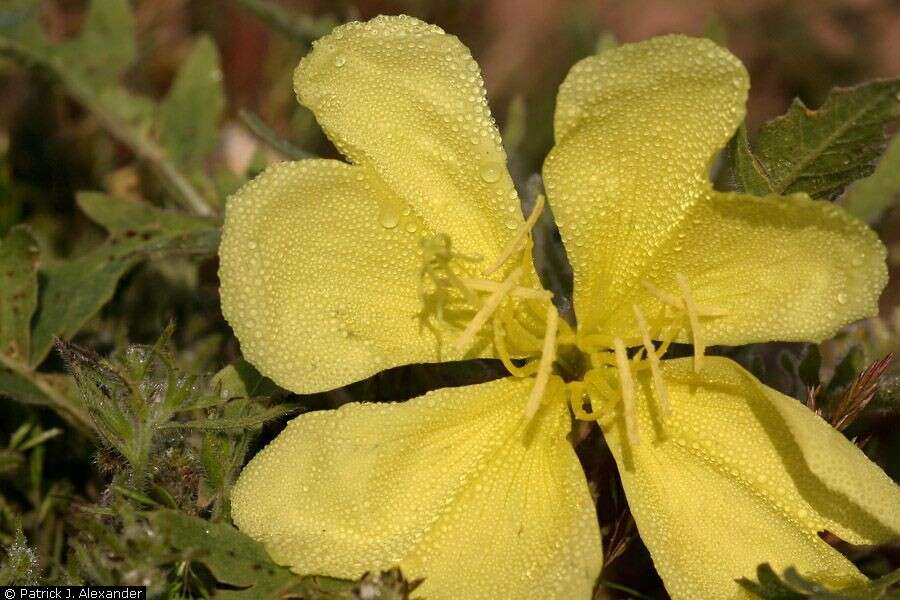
738,563 -> 900,599
76,192 -> 217,235
730,79 -> 900,199
29,194 -> 220,365
0,2 -> 215,216
30,251 -> 139,367
159,36 -> 225,171
0,366 -> 53,406
839,135 -> 900,223
0,226 -> 39,362
159,402 -> 303,430
54,0 -> 136,88
211,360 -> 280,400
150,510 -> 305,598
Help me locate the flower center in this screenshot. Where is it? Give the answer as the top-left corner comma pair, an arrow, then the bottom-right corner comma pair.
571,278 -> 726,446
415,200 -> 725,445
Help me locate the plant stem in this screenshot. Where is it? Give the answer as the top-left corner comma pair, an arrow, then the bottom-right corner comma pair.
0,39 -> 214,217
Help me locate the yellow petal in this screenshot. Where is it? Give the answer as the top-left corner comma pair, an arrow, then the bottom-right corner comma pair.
294,15 -> 523,261
220,159 -> 465,394
542,35 -> 748,331
601,356 -> 899,600
231,378 -> 602,599
597,191 -> 887,345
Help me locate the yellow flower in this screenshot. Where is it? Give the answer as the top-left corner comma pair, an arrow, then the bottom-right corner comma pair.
220,15 -> 899,599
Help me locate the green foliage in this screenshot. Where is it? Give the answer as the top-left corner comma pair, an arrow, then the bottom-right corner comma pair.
0,0 -> 217,215
729,80 -> 900,199
0,226 -> 39,363
0,527 -> 39,585
840,135 -> 900,223
54,0 -> 136,87
159,36 -> 226,171
738,563 -> 900,599
151,509 -> 350,599
30,193 -> 219,366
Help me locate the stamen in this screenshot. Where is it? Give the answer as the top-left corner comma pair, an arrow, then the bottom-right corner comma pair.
454,266 -> 523,352
613,338 -> 640,446
525,303 -> 558,418
484,194 -> 545,276
492,312 -> 539,378
641,279 -> 727,317
633,305 -> 670,416
641,280 -> 684,309
583,370 -> 621,427
676,273 -> 704,372
460,279 -> 552,301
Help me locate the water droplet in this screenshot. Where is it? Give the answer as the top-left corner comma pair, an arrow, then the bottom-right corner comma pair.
479,165 -> 500,183
334,55 -> 346,67
378,198 -> 401,229
837,292 -> 847,304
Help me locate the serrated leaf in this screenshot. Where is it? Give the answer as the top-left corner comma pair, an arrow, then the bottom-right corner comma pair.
76,192 -> 216,235
150,509 -> 301,598
839,135 -> 900,223
159,36 -> 225,171
730,79 -> 900,199
54,0 -> 136,88
738,563 -> 900,599
0,226 -> 39,362
30,252 -> 138,368
29,194 -> 220,365
159,403 -> 303,430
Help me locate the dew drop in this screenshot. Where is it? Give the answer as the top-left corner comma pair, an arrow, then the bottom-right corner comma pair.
334,55 -> 347,67
837,292 -> 847,304
378,198 -> 401,229
479,165 -> 500,183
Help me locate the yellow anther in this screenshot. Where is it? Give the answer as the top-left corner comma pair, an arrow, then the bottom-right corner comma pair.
613,338 -> 640,446
525,303 -> 558,418
633,305 -> 670,416
454,266 -> 523,352
484,194 -> 545,276
676,273 -> 704,372
492,312 -> 539,378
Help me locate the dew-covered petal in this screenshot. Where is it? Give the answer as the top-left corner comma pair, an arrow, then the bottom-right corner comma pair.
220,159 -> 477,394
601,357 -> 900,600
542,35 -> 748,331
596,191 -> 887,345
231,378 -> 602,599
295,15 -> 525,261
